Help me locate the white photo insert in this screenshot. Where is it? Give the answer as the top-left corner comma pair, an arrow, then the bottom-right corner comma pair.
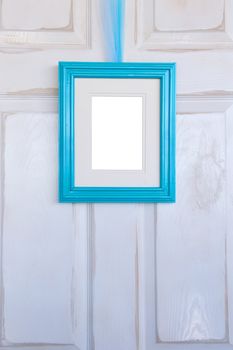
91,96 -> 143,170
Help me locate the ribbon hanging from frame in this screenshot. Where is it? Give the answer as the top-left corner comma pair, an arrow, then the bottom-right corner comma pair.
100,0 -> 125,62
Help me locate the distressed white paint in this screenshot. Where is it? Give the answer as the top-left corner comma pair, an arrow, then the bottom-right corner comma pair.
0,0 -> 232,349
72,205 -> 92,350
0,0 -> 89,48
132,0 -> 233,50
155,0 -> 224,31
3,113 -> 74,344
226,104 -> 233,345
91,204 -> 137,350
157,114 -> 226,342
0,0 -> 104,94
2,0 -> 72,30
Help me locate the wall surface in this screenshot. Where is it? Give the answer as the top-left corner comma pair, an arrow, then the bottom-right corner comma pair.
0,1 -> 233,350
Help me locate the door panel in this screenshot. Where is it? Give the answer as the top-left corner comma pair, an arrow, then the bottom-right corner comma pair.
3,113 -> 74,343
157,113 -> 226,342
0,0 -> 232,349
92,204 -> 137,350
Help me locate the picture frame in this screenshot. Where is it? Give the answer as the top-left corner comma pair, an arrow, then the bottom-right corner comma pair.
59,62 -> 176,203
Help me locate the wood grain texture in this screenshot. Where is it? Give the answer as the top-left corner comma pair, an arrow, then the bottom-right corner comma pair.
0,92 -> 232,115
91,204 -> 138,350
125,3 -> 233,91
0,0 -> 89,49
135,204 -> 157,350
155,0 -> 224,31
133,0 -> 232,50
72,204 -> 94,350
0,114 -> 4,344
226,104 -> 233,345
3,113 -> 75,344
2,0 -> 72,30
0,0 -> 103,95
0,0 -> 233,348
156,114 -> 226,342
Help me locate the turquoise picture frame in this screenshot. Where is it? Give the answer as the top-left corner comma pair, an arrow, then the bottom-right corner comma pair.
59,62 -> 176,203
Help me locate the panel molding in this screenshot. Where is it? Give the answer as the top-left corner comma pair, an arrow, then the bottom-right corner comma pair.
0,347 -> 78,350
0,92 -> 232,113
136,0 -> 233,50
0,0 -> 90,49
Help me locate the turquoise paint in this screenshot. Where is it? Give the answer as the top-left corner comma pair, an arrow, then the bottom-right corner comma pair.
59,62 -> 176,203
100,0 -> 125,62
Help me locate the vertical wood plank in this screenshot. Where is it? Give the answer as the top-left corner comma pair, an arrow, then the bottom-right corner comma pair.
92,204 -> 138,350
0,114 -> 4,344
156,114 -> 226,342
226,105 -> 233,344
3,113 -> 75,344
136,204 -> 157,350
72,204 -> 93,350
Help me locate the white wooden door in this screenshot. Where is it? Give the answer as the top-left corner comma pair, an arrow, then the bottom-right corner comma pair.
0,1 -> 233,350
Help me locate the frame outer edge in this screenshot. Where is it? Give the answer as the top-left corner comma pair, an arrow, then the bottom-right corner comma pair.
58,62 -> 176,203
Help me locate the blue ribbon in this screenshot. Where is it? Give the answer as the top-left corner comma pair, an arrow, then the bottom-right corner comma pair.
100,0 -> 125,62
